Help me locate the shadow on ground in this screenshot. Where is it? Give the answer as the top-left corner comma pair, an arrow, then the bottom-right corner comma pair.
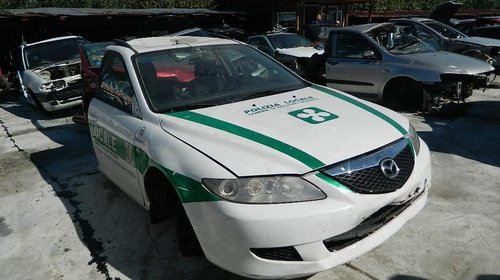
416,100 -> 500,168
1,99 -> 246,279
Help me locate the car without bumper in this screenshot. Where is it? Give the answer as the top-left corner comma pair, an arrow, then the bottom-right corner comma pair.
325,23 -> 494,110
247,32 -> 324,76
88,36 -> 431,278
18,36 -> 89,112
390,18 -> 500,74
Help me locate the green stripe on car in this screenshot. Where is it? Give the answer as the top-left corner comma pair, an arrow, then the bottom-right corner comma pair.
167,111 -> 326,170
311,85 -> 408,135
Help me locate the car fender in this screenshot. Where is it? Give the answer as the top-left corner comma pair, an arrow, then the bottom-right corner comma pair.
140,117 -> 233,207
21,70 -> 46,94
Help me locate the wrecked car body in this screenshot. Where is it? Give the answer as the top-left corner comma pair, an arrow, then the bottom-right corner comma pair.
247,32 -> 324,76
18,36 -> 89,112
391,17 -> 500,74
324,23 -> 494,111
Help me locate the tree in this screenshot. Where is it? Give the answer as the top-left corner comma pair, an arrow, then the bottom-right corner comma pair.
0,0 -> 218,8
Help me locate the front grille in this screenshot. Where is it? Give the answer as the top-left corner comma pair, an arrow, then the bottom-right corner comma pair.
322,138 -> 414,194
323,193 -> 419,252
250,246 -> 302,261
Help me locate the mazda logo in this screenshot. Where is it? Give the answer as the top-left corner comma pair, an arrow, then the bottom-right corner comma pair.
380,158 -> 400,179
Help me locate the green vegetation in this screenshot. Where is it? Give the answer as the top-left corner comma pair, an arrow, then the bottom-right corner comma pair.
0,0 -> 498,10
355,0 -> 500,11
0,0 -> 218,9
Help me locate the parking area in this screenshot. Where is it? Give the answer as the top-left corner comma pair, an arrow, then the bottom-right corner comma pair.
1,83 -> 500,280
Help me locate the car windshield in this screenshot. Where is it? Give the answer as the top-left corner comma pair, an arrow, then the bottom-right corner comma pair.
368,28 -> 435,54
424,21 -> 467,39
24,37 -> 88,69
83,42 -> 113,68
268,33 -> 312,49
135,44 -> 307,113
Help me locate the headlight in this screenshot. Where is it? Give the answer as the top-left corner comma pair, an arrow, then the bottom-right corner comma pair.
39,70 -> 51,81
202,176 -> 326,204
408,124 -> 420,155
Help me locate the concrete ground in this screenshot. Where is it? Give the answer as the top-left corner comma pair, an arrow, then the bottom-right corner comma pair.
1,84 -> 499,280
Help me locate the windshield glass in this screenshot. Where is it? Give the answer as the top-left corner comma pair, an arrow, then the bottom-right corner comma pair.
268,34 -> 312,49
135,44 -> 307,113
83,42 -> 113,68
425,21 -> 467,39
367,28 -> 435,54
24,37 -> 88,69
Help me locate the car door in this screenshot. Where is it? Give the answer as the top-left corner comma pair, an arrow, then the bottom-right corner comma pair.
88,51 -> 145,204
325,32 -> 386,100
80,42 -> 115,115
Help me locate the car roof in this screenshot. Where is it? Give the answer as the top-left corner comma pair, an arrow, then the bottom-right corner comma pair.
125,36 -> 239,53
25,35 -> 85,47
249,32 -> 300,38
333,23 -> 395,34
391,17 -> 434,23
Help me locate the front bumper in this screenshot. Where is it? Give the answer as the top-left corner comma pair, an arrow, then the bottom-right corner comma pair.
185,139 -> 432,279
36,81 -> 83,111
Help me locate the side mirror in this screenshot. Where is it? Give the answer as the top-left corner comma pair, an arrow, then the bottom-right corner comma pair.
363,50 -> 376,58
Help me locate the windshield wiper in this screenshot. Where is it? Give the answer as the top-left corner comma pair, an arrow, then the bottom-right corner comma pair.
166,103 -> 215,112
232,87 -> 303,103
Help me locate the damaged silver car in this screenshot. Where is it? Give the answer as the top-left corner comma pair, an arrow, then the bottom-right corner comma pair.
324,23 -> 495,111
18,36 -> 89,112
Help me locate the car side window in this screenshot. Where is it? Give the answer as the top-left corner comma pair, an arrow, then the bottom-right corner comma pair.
332,33 -> 379,59
97,52 -> 134,114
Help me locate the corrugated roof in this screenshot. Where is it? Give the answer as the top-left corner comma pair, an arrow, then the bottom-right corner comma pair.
0,7 -> 241,18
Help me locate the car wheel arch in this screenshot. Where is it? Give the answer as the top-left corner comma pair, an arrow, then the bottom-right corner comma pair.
143,165 -> 204,256
143,166 -> 177,223
383,76 -> 425,111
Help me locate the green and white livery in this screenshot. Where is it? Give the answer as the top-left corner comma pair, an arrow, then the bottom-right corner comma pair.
88,36 -> 431,279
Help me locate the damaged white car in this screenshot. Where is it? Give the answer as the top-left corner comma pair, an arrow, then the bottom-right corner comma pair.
18,35 -> 89,112
247,32 -> 324,76
88,36 -> 431,279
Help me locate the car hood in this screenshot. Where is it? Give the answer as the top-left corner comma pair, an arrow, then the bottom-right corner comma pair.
428,1 -> 462,22
276,46 -> 324,58
399,51 -> 494,74
454,36 -> 500,47
159,86 -> 409,176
